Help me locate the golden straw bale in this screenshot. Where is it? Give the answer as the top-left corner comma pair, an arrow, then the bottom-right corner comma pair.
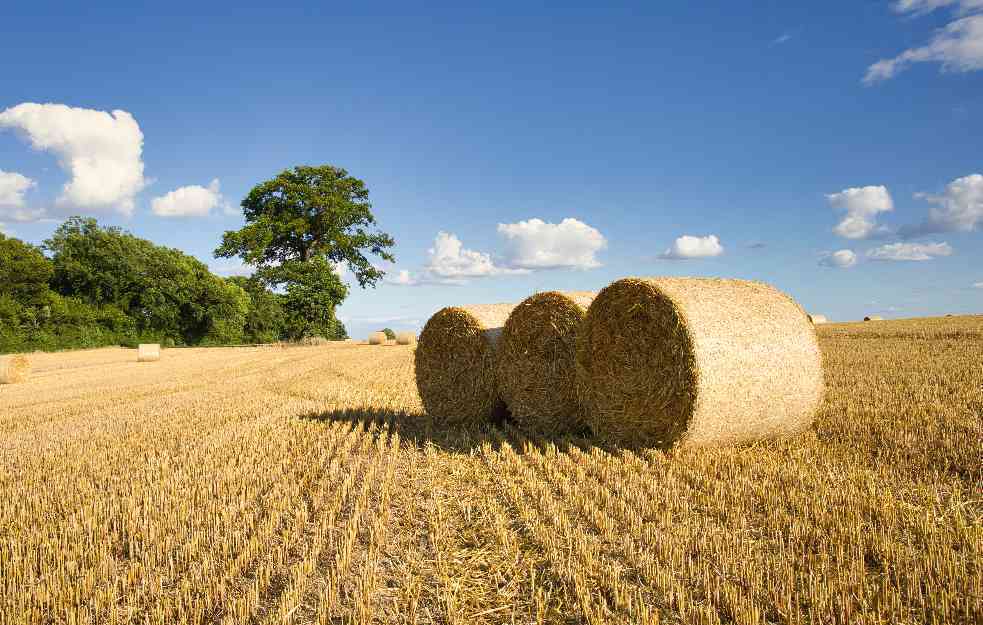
576,277 -> 824,449
368,332 -> 386,345
395,332 -> 416,345
137,344 -> 161,362
864,315 -> 884,321
0,354 -> 30,384
415,303 -> 515,426
498,291 -> 596,436
807,314 -> 828,324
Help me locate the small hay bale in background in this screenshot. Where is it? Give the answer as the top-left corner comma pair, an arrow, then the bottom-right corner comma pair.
576,277 -> 824,449
415,303 -> 515,426
0,354 -> 30,384
368,332 -> 386,345
807,314 -> 828,324
864,315 -> 884,321
396,331 -> 416,345
498,291 -> 596,436
137,344 -> 161,362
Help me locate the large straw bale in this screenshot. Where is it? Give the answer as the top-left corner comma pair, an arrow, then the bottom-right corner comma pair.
576,277 -> 824,449
807,314 -> 828,324
415,303 -> 515,426
0,354 -> 30,384
137,344 -> 161,362
396,332 -> 416,345
498,291 -> 596,436
864,315 -> 884,321
368,332 -> 386,345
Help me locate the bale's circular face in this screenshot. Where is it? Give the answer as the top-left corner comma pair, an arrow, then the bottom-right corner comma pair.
498,291 -> 591,436
576,279 -> 698,448
415,307 -> 500,426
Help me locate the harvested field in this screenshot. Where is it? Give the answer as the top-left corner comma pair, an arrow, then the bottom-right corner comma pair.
0,316 -> 980,624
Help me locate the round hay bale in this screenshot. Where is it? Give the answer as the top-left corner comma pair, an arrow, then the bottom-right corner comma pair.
864,315 -> 883,321
415,303 -> 515,426
498,291 -> 596,436
807,314 -> 828,325
368,331 -> 386,345
137,344 -> 161,362
395,331 -> 416,345
0,354 -> 30,384
576,277 -> 824,449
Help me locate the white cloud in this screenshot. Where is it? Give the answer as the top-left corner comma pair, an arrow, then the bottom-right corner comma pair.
865,15 -> 983,83
385,269 -> 419,286
973,281 -> 983,288
496,218 -> 606,270
819,249 -> 858,268
208,259 -> 254,277
426,231 -> 525,279
0,103 -> 146,216
0,170 -> 44,222
827,185 -> 894,239
893,1 -> 983,15
904,173 -> 983,235
659,234 -> 724,260
867,241 -> 953,261
151,179 -> 225,217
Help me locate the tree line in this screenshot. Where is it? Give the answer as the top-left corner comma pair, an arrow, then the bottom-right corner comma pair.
0,165 -> 394,353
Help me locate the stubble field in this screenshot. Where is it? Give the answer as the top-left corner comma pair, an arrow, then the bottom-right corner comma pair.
0,316 -> 980,625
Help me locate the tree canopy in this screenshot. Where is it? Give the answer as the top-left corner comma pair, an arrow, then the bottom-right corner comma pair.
214,165 -> 395,288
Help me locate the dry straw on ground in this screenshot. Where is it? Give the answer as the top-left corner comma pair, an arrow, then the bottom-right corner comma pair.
808,314 -> 828,324
395,332 -> 416,345
0,354 -> 30,384
498,291 -> 596,436
137,344 -> 161,362
368,332 -> 386,345
415,303 -> 515,426
576,277 -> 824,449
865,315 -> 884,321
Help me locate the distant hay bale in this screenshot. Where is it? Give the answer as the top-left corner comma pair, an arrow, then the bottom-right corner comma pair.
0,354 -> 30,384
137,344 -> 160,362
498,291 -> 596,436
396,332 -> 416,345
864,315 -> 884,321
415,303 -> 515,426
808,314 -> 828,324
576,277 -> 824,449
368,332 -> 386,345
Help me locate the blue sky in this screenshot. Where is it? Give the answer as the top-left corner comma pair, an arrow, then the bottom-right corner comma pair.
1,1 -> 981,338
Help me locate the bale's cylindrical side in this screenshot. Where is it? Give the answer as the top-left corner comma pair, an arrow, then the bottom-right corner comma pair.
576,277 -> 824,449
0,355 -> 30,384
808,314 -> 828,325
368,332 -> 386,345
498,291 -> 596,436
864,315 -> 883,321
396,332 -> 416,345
415,303 -> 515,426
137,344 -> 161,363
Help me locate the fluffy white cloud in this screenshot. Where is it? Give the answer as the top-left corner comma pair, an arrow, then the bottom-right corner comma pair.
0,103 -> 146,216
659,234 -> 724,259
827,185 -> 894,239
819,249 -> 858,268
973,281 -> 983,288
0,170 -> 43,222
151,179 -> 225,217
893,1 -> 983,15
497,218 -> 606,269
906,173 -> 983,235
385,269 -> 418,286
425,231 -> 525,279
867,241 -> 953,261
865,15 -> 983,83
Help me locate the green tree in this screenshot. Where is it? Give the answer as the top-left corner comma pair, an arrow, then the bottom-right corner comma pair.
382,327 -> 395,340
0,233 -> 54,307
279,258 -> 349,340
227,276 -> 287,343
215,165 -> 395,288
